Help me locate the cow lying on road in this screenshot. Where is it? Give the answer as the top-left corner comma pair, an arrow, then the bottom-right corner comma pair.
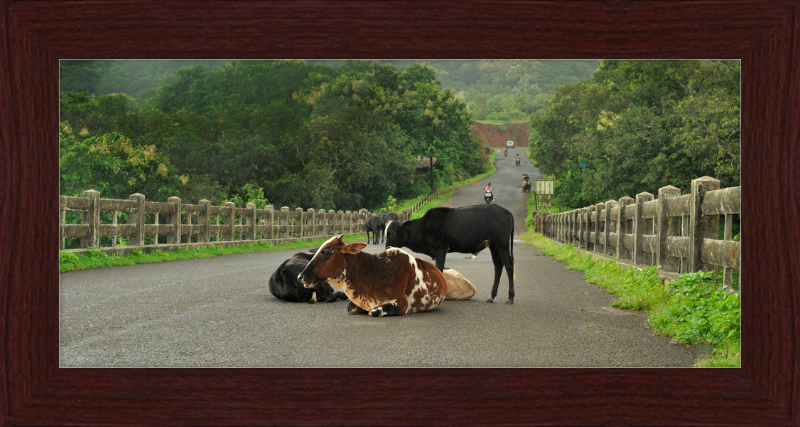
297,235 -> 449,316
268,250 -> 348,303
385,204 -> 516,304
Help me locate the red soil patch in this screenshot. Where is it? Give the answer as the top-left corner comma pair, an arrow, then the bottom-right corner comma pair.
471,120 -> 530,148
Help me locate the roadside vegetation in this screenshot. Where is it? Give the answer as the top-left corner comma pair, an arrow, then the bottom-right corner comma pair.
59,149 -> 497,273
519,230 -> 740,368
60,233 -> 368,273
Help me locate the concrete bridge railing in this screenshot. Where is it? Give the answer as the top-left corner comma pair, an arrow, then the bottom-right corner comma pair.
540,176 -> 740,289
58,191 -> 429,256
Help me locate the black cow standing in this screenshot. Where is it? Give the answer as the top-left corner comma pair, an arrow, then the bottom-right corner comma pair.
268,250 -> 348,303
385,204 -> 516,304
364,212 -> 399,244
364,215 -> 384,244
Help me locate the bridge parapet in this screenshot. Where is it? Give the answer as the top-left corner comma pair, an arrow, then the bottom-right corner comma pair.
537,176 -> 740,290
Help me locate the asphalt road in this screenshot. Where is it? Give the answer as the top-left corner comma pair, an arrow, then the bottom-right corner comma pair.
60,148 -> 709,367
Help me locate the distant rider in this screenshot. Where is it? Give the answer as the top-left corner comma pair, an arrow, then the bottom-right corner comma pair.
485,183 -> 493,193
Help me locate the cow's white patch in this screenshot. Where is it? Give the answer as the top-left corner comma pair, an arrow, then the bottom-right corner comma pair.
404,256 -> 430,313
326,269 -> 348,290
308,235 -> 339,265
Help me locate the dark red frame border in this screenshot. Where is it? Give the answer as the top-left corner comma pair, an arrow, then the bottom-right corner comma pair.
2,1 -> 798,425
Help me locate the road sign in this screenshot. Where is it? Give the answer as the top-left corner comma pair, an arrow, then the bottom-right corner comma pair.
536,180 -> 554,195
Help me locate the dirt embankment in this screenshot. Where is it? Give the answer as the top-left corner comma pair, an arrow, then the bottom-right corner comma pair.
471,121 -> 530,148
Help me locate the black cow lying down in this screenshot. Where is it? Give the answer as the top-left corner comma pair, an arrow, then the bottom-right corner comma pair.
268,249 -> 348,303
385,204 -> 516,304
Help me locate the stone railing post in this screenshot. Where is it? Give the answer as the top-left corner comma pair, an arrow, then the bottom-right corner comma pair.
633,192 -> 654,265
604,200 -> 615,256
81,189 -> 100,248
657,186 -> 682,273
198,199 -> 210,243
308,209 -> 316,237
246,203 -> 257,241
616,196 -> 634,260
328,210 -> 336,235
265,205 -> 274,239
167,196 -> 181,244
223,201 -> 236,241
585,206 -> 595,251
296,207 -> 305,238
689,176 -> 721,272
130,193 -> 146,247
280,207 -> 290,239
594,202 -> 605,253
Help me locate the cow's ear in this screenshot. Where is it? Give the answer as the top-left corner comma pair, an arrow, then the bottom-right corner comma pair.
343,242 -> 367,254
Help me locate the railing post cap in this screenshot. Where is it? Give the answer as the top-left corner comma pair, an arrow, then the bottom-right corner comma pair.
246,203 -> 256,209
307,208 -> 315,214
130,193 -> 145,200
281,206 -> 290,211
635,191 -> 654,198
168,196 -> 181,202
223,201 -> 236,207
83,189 -> 100,196
295,207 -> 303,212
266,205 -> 274,211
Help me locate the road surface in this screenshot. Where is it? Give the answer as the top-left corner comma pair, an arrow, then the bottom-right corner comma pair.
60,148 -> 709,367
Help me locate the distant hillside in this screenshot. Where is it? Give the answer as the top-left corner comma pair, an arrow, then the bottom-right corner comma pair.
472,122 -> 530,148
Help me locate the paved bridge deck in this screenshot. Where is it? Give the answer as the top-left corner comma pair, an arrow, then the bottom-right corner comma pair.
59,149 -> 709,367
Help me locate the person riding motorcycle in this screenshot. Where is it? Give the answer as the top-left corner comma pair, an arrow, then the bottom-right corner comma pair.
484,183 -> 494,203
515,153 -> 521,165
521,174 -> 531,191
503,147 -> 508,156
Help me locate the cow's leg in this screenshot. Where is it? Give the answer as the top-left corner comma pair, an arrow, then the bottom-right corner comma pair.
369,300 -> 407,317
433,249 -> 447,272
500,249 -> 515,304
347,301 -> 368,315
486,246 -> 503,303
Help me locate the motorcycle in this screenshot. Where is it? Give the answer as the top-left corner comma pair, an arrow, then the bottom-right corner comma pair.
522,179 -> 531,192
504,149 -> 508,157
515,158 -> 521,166
484,190 -> 493,204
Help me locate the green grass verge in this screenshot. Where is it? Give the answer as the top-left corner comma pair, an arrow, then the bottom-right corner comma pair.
519,230 -> 741,367
60,233 -> 368,273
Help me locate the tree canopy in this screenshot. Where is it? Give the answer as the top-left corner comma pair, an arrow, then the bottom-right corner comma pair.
529,60 -> 740,208
60,60 -> 485,211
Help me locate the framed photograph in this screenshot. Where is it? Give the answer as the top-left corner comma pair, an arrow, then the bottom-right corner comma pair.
2,1 -> 798,425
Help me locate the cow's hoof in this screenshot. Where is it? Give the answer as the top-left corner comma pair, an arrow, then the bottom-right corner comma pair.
505,299 -> 514,305
486,298 -> 494,303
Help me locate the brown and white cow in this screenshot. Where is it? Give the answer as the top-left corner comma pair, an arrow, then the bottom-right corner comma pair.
297,235 -> 448,317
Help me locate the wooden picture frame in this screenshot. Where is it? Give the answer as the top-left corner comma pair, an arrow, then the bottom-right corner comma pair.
2,1 -> 798,425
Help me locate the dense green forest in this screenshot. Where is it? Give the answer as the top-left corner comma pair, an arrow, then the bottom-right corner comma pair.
529,60 -> 740,208
60,60 -> 483,211
309,60 -> 599,121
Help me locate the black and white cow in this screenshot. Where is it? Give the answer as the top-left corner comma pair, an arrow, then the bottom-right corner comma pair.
385,204 -> 516,304
268,249 -> 348,303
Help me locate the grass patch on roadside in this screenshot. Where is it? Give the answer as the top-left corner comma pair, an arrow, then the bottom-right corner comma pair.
60,233 -> 368,273
519,230 -> 741,368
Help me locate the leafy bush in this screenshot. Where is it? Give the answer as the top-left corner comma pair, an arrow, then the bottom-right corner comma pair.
649,271 -> 740,354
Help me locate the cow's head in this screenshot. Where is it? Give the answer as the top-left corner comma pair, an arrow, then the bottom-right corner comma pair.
297,235 -> 367,288
384,220 -> 410,249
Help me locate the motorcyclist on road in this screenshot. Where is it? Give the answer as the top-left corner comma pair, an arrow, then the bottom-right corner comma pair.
503,147 -> 508,155
522,174 -> 530,190
484,183 -> 493,193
